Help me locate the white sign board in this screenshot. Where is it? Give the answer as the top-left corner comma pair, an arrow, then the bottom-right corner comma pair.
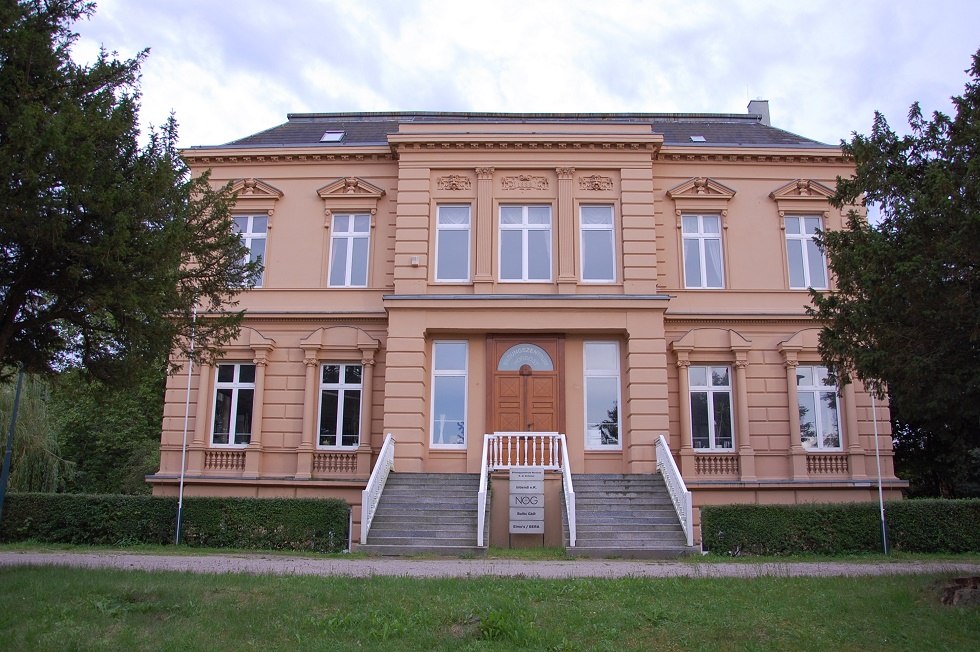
509,467 -> 545,535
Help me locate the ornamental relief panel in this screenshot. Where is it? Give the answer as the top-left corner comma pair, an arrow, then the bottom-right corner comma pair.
578,174 -> 614,191
501,174 -> 549,191
436,174 -> 472,191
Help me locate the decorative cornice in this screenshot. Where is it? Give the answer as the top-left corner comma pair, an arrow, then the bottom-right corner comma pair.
184,151 -> 395,166
657,151 -> 847,165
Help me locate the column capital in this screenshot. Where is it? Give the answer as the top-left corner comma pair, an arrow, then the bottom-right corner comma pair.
556,167 -> 575,179
476,167 -> 494,179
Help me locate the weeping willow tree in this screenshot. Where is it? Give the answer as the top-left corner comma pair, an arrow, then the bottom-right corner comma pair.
0,373 -> 74,492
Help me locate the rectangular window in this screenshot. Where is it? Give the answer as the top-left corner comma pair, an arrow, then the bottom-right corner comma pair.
785,215 -> 828,290
431,341 -> 468,447
211,363 -> 256,446
318,363 -> 362,448
233,215 -> 267,287
580,205 -> 616,282
435,205 -> 471,282
328,213 -> 371,287
499,205 -> 552,281
584,342 -> 621,449
689,366 -> 734,450
797,365 -> 842,450
681,214 -> 724,288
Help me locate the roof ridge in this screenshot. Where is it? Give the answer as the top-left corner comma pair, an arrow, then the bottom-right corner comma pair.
285,111 -> 763,122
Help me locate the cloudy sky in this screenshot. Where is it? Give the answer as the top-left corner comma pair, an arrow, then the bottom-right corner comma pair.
71,0 -> 979,149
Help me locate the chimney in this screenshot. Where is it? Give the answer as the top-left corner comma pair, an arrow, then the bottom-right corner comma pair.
747,99 -> 770,126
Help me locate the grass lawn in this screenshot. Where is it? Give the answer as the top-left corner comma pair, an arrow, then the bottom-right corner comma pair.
1,566 -> 977,651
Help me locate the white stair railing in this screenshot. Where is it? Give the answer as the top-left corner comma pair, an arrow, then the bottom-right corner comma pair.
486,431 -> 561,469
360,433 -> 395,545
655,434 -> 694,547
477,434 -> 491,547
558,434 -> 576,547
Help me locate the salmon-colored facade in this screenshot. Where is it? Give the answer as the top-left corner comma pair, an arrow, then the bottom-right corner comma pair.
150,108 -> 906,545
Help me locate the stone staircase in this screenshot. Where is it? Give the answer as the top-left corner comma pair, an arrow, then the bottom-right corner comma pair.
563,473 -> 698,559
359,473 -> 489,556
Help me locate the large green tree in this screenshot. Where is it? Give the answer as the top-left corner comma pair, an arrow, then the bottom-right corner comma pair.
0,0 -> 258,383
809,49 -> 980,496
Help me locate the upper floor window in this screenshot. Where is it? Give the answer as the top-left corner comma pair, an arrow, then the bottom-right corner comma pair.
212,363 -> 255,446
784,215 -> 828,290
689,365 -> 733,450
796,365 -> 842,450
328,213 -> 370,287
584,342 -> 621,449
431,341 -> 468,447
499,205 -> 551,282
233,215 -> 267,287
435,205 -> 471,282
681,214 -> 724,288
318,363 -> 362,448
580,205 -> 616,282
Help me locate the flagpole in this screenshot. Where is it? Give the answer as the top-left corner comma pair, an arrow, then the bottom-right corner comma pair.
870,391 -> 889,554
176,306 -> 197,545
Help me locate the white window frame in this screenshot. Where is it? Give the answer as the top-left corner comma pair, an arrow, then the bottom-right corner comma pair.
435,205 -> 471,282
796,365 -> 843,451
580,204 -> 616,283
498,205 -> 552,282
681,214 -> 724,289
584,341 -> 622,450
784,215 -> 828,290
430,341 -> 468,448
328,213 -> 371,288
211,363 -> 256,447
317,363 -> 363,449
688,365 -> 735,450
233,214 -> 267,287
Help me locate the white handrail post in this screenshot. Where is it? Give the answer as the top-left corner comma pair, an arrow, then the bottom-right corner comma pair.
656,434 -> 694,547
478,434 -> 491,547
360,433 -> 396,545
559,434 -> 576,547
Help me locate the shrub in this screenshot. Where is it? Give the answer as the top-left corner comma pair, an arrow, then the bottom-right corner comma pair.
701,499 -> 980,555
0,493 -> 349,552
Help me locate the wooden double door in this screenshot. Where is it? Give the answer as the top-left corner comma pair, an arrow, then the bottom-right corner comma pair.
487,336 -> 564,434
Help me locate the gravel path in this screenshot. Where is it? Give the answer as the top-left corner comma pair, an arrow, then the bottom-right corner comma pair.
3,551 -> 979,579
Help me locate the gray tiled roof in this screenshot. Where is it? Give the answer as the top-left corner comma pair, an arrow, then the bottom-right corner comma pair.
207,111 -> 834,150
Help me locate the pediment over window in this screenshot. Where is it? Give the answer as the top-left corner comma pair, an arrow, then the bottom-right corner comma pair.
667,177 -> 737,200
230,178 -> 284,199
317,177 -> 386,200
228,178 -> 283,218
221,327 -> 276,363
300,326 -> 381,362
769,179 -> 836,217
666,177 -> 736,221
778,328 -> 822,353
672,328 -> 752,355
317,177 -> 386,219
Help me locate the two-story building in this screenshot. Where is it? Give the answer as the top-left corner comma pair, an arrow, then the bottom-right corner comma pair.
150,106 -> 906,554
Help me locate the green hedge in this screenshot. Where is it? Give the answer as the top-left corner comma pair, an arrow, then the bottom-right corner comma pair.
0,493 -> 350,552
701,499 -> 980,555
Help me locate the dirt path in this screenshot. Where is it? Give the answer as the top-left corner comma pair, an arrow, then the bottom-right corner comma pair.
2,551 -> 979,579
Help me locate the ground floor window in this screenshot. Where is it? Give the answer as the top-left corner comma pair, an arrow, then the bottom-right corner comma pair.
318,363 -> 362,447
796,365 -> 842,449
211,363 -> 255,445
584,342 -> 620,449
431,341 -> 467,447
689,365 -> 734,450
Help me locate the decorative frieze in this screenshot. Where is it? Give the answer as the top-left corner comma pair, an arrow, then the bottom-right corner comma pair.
436,174 -> 472,191
579,174 -> 613,191
501,175 -> 549,191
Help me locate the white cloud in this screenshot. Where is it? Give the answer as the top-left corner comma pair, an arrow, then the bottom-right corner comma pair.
67,0 -> 980,147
